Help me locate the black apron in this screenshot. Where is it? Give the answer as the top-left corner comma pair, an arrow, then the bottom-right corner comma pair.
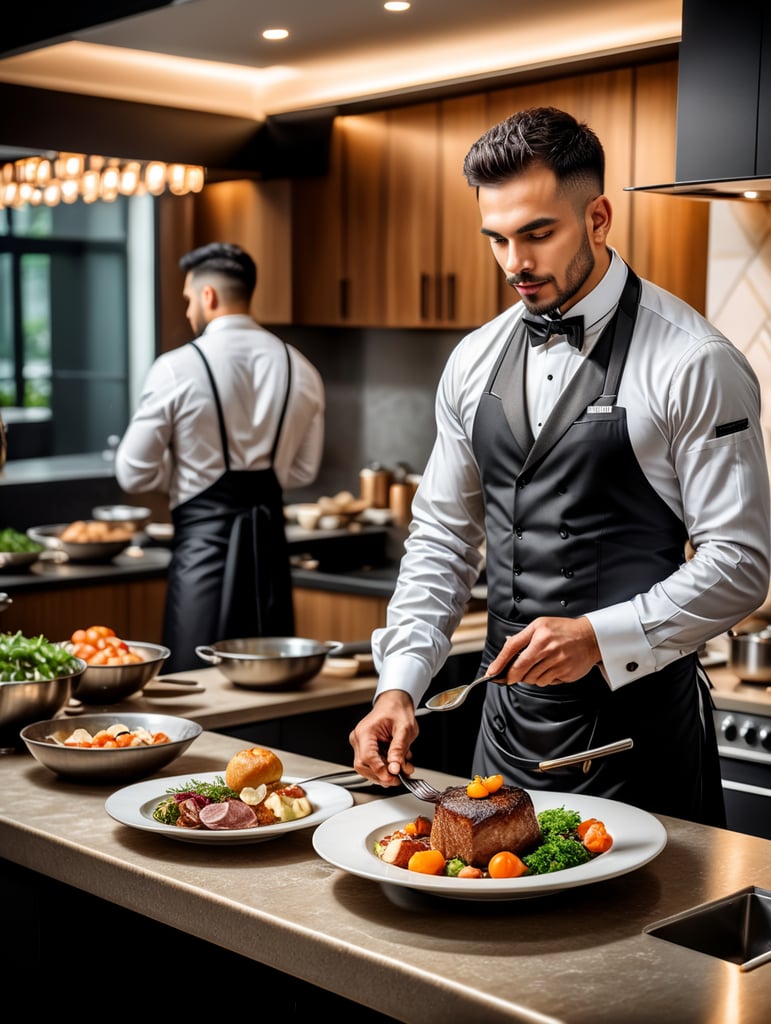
162,342 -> 295,674
470,268 -> 725,826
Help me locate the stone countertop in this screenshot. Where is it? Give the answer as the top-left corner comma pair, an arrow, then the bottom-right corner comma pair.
2,729 -> 770,1023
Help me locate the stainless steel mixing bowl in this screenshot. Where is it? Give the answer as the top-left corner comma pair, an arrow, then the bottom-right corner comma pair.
70,641 -> 171,704
20,711 -> 202,782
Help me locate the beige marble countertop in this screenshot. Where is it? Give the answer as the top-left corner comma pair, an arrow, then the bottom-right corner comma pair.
2,728 -> 770,1023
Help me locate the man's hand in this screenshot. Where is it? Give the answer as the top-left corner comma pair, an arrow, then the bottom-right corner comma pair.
349,689 -> 419,786
486,615 -> 601,687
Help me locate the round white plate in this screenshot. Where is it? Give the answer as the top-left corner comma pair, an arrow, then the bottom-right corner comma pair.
312,791 -> 667,901
105,771 -> 354,845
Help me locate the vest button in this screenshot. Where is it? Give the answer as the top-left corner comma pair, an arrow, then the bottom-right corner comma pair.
517,480 -> 526,489
513,564 -> 522,576
515,527 -> 523,539
625,661 -> 639,673
560,600 -> 567,607
514,593 -> 523,603
559,526 -> 569,539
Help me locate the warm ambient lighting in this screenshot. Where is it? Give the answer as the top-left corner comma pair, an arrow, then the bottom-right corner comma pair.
0,152 -> 206,210
384,2 -> 411,10
743,191 -> 760,200
262,28 -> 289,40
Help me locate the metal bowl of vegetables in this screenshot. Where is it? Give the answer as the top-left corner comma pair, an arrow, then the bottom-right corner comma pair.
20,711 -> 202,782
0,527 -> 44,571
68,640 -> 171,705
0,632 -> 86,747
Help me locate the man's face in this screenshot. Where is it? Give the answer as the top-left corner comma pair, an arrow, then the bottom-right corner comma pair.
477,164 -> 610,316
182,272 -> 206,335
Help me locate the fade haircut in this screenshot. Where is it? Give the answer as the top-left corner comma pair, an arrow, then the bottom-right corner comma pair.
463,106 -> 605,200
178,242 -> 257,302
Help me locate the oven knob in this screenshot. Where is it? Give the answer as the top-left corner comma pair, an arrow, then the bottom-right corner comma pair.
759,728 -> 771,752
721,716 -> 737,742
740,721 -> 758,746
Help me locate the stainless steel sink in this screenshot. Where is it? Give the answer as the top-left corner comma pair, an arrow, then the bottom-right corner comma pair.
644,887 -> 771,971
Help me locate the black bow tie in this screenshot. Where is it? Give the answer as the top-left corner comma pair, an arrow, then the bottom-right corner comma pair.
522,314 -> 584,351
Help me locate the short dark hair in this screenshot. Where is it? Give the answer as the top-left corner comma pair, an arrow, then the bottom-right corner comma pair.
463,106 -> 605,195
178,242 -> 257,300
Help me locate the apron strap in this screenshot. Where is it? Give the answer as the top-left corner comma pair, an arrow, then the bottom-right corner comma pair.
191,341 -> 231,471
191,338 -> 292,470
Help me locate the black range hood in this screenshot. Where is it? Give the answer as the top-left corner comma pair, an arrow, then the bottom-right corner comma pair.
627,0 -> 771,201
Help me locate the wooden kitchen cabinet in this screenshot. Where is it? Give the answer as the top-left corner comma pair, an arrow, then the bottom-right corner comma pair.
629,61 -> 709,313
291,113 -> 388,326
3,579 -> 167,644
292,587 -> 388,642
382,94 -> 499,327
193,179 -> 293,325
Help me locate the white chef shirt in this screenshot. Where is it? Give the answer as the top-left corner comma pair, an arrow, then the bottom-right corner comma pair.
115,315 -> 325,510
374,249 -> 771,702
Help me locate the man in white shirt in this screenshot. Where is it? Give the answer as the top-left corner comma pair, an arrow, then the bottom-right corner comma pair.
116,242 -> 325,673
350,107 -> 770,825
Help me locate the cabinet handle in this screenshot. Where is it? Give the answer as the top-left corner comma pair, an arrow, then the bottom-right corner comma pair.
339,277 -> 350,319
420,273 -> 431,320
446,273 -> 456,321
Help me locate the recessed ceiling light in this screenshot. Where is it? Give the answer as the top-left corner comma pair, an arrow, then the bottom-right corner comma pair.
262,28 -> 289,41
384,2 -> 411,11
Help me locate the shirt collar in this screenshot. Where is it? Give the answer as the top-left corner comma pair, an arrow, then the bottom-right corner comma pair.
201,314 -> 257,336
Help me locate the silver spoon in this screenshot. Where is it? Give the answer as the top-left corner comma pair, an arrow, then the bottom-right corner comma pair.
417,671 -> 503,714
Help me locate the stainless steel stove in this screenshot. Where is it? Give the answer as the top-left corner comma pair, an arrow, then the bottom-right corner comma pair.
713,707 -> 771,840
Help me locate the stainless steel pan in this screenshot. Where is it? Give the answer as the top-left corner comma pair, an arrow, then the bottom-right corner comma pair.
194,636 -> 371,689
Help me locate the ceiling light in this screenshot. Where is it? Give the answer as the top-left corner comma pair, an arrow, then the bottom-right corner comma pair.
384,2 -> 411,10
262,28 -> 289,40
0,153 -> 206,210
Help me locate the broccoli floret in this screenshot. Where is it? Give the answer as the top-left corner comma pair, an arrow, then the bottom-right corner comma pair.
444,857 -> 467,877
537,806 -> 582,839
523,836 -> 591,874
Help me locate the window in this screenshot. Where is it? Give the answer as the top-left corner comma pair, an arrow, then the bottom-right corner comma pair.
0,196 -> 155,458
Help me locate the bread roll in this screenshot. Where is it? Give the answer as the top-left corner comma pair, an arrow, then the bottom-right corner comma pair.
225,746 -> 283,792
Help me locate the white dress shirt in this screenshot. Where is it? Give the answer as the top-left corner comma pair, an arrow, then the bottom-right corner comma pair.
115,315 -> 325,510
374,249 -> 771,703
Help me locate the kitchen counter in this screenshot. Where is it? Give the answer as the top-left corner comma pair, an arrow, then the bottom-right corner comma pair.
2,728 -> 770,1022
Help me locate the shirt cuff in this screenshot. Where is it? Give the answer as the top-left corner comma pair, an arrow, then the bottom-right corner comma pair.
583,604 -> 657,691
373,653 -> 431,708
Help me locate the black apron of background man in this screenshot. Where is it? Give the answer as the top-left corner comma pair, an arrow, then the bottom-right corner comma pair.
162,341 -> 295,674
470,267 -> 725,827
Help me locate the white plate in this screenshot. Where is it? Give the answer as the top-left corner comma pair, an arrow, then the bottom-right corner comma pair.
312,791 -> 667,901
105,771 -> 354,845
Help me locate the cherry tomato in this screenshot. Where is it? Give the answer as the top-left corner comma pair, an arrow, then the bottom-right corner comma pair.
467,775 -> 490,798
583,822 -> 613,854
481,774 -> 504,793
407,849 -> 447,875
488,851 -> 528,878
576,817 -> 601,839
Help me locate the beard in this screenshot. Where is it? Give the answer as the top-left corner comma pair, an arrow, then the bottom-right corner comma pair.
507,230 -> 595,316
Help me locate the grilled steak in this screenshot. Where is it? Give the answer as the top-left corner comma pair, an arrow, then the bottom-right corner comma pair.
430,785 -> 541,868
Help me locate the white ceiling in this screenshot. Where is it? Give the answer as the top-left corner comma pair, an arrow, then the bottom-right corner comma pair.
0,0 -> 683,119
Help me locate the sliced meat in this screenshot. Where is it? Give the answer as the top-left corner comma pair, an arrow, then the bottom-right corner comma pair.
176,797 -> 206,828
199,799 -> 259,830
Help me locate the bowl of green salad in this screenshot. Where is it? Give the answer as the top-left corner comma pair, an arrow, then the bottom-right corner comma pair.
0,631 -> 85,748
0,527 -> 44,570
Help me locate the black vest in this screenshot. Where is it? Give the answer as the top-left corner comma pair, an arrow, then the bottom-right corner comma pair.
469,268 -> 724,826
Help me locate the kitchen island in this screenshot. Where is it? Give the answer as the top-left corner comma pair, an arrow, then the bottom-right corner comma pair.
2,728 -> 770,1023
